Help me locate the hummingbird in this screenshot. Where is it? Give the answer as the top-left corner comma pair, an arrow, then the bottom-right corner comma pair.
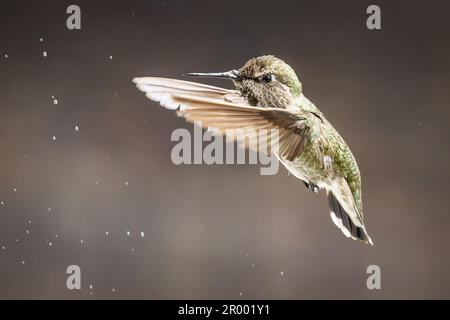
133,55 -> 373,245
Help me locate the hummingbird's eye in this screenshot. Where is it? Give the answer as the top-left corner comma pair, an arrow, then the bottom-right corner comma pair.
260,74 -> 273,83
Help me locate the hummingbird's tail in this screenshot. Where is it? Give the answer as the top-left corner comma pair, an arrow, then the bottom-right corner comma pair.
326,184 -> 373,245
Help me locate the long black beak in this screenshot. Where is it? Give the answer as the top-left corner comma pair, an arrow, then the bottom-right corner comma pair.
186,70 -> 241,80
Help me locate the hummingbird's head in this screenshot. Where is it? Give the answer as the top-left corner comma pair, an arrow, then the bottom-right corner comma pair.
187,55 -> 302,109
236,55 -> 302,108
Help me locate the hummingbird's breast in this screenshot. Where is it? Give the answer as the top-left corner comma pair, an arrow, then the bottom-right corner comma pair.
275,133 -> 327,186
292,143 -> 331,184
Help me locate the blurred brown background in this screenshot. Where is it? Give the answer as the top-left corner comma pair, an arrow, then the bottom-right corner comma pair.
0,0 -> 449,299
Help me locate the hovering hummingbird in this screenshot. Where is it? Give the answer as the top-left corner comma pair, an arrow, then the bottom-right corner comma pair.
133,55 -> 373,245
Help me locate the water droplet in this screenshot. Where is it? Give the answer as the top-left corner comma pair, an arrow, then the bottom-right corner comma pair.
126,230 -> 131,236
42,51 -> 47,58
53,98 -> 58,105
74,125 -> 79,132
80,240 -> 84,244
21,260 -> 25,265
131,248 -> 135,252
124,181 -> 129,186
112,288 -> 116,293
55,234 -> 59,238
52,136 -> 56,141
4,54 -> 8,58
105,231 -> 109,236
109,55 -> 113,60
48,207 -> 52,212
48,241 -> 53,246
239,292 -> 243,296
140,231 -> 145,238
28,220 -> 32,224
40,38 -> 44,42
280,271 -> 284,276
13,188 -> 17,192
89,284 -> 93,290
1,246 -> 6,250
26,230 -> 30,234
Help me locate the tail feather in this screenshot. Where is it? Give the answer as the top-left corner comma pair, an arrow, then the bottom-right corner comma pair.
328,191 -> 373,245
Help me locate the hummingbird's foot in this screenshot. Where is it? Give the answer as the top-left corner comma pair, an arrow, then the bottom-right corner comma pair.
303,181 -> 319,193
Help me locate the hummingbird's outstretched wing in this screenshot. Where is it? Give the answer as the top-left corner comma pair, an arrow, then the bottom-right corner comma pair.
133,77 -> 313,161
